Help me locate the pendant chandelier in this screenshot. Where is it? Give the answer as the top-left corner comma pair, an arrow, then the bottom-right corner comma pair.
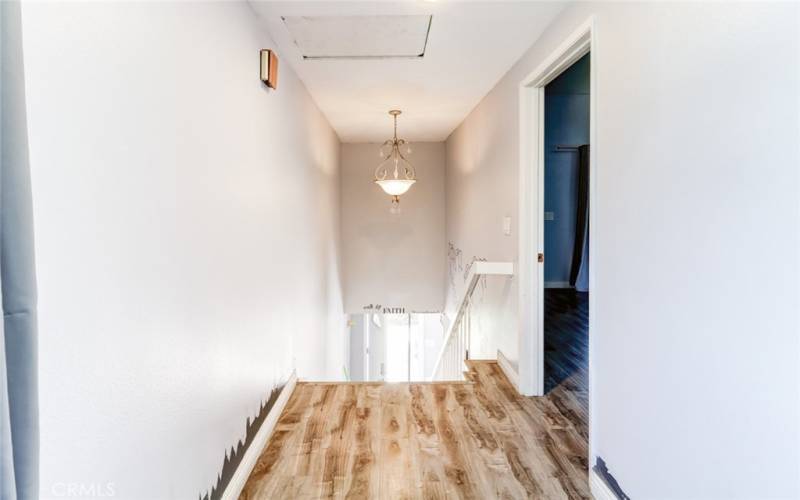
374,109 -> 415,214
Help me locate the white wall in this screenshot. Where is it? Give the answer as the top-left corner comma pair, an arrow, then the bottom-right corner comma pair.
21,2 -> 345,498
446,2 -> 800,498
341,142 -> 446,313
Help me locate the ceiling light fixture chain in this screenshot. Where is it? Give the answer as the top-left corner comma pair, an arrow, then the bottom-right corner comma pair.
374,109 -> 416,214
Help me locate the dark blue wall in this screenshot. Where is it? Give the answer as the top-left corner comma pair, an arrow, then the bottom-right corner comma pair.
544,54 -> 590,285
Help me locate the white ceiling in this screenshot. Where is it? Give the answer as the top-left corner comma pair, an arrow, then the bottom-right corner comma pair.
282,15 -> 432,58
250,2 -> 567,142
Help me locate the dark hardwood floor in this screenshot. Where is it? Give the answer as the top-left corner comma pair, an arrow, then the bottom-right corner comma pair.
544,289 -> 588,398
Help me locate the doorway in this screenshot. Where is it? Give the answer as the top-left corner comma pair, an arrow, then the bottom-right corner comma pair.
517,18 -> 595,399
517,18 -> 596,494
543,53 -> 590,393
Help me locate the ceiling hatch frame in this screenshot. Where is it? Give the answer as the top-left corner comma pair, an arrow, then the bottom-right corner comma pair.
281,15 -> 433,60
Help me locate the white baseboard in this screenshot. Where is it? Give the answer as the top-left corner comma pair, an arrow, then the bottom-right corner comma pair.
222,370 -> 298,500
544,281 -> 572,289
590,469 -> 618,500
496,349 -> 519,392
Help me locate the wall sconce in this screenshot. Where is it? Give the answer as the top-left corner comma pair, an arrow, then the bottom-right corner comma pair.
260,49 -> 278,89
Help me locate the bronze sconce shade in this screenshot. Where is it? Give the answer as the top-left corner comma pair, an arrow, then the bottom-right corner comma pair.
260,49 -> 278,89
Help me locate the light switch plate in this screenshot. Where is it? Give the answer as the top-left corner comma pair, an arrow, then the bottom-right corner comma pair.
503,216 -> 512,236
544,211 -> 555,221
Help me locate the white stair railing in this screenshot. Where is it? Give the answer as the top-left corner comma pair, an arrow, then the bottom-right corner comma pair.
431,261 -> 513,381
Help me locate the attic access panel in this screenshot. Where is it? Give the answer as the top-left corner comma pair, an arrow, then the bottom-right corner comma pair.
282,15 -> 432,59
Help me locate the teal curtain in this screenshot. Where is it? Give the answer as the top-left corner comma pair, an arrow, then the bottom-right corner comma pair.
1,1 -> 39,498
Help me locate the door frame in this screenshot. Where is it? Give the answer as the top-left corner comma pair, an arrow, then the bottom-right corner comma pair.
517,18 -> 596,397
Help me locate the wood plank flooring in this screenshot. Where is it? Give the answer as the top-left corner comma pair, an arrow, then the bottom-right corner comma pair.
240,358 -> 588,499
544,289 -> 589,400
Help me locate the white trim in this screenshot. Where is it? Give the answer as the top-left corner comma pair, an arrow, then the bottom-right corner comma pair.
222,371 -> 298,500
544,281 -> 572,289
590,469 -> 618,500
517,17 -> 596,397
496,349 -> 519,391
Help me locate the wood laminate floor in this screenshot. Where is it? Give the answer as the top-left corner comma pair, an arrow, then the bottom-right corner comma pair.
240,358 -> 589,498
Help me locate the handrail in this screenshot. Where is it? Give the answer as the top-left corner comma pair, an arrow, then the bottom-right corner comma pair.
431,261 -> 513,381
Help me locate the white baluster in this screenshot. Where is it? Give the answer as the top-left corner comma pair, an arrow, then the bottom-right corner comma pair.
456,321 -> 461,376
460,318 -> 464,361
466,300 -> 470,362
452,335 -> 456,378
446,342 -> 449,379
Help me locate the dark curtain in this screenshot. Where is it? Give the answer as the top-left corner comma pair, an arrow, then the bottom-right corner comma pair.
1,1 -> 40,498
569,145 -> 589,290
